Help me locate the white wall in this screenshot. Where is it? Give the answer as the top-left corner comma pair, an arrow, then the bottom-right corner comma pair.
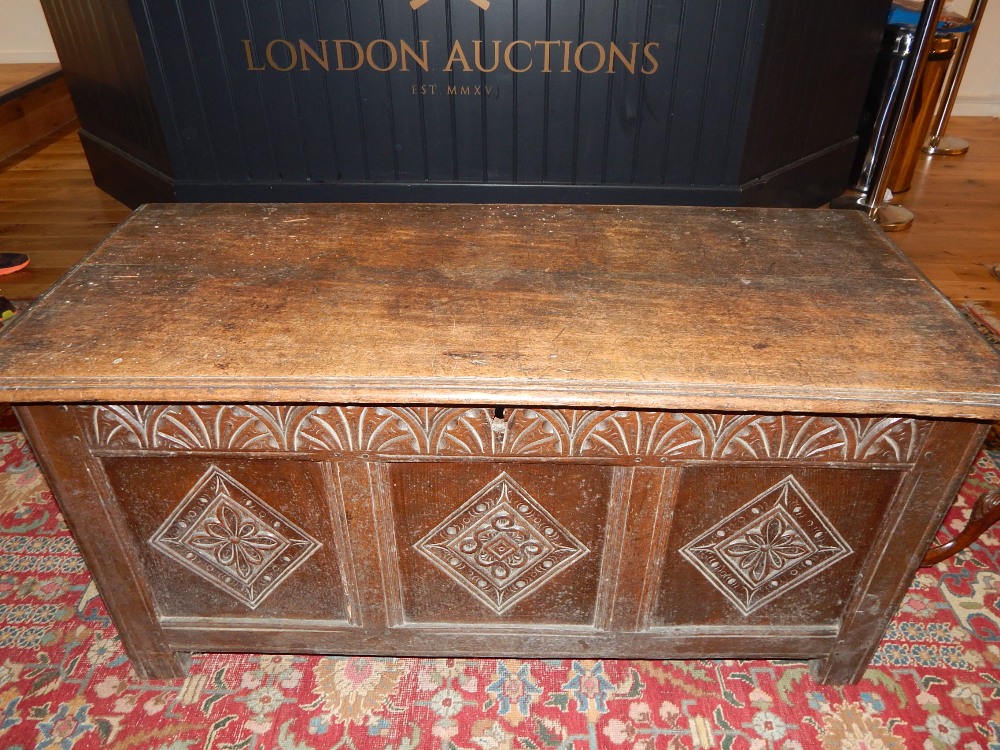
953,0 -> 1000,116
0,0 -> 997,113
0,0 -> 57,63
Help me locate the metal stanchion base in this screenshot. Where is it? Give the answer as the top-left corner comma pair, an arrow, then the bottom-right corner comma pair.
923,135 -> 970,155
830,193 -> 914,232
874,203 -> 914,231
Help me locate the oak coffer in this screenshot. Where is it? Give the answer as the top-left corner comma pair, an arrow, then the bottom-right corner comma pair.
1,204 -> 998,685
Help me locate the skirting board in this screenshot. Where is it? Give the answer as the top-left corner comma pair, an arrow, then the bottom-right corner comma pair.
0,52 -> 60,64
954,96 -> 1000,118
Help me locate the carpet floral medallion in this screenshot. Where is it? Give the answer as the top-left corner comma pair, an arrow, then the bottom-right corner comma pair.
0,431 -> 998,749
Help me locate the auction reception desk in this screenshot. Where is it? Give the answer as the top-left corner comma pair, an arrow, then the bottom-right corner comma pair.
1,204 -> 998,684
40,0 -> 891,207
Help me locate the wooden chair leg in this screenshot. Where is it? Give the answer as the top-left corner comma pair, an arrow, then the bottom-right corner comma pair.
922,487 -> 1000,566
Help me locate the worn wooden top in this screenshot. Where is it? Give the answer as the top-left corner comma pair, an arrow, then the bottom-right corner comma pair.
1,203 -> 999,417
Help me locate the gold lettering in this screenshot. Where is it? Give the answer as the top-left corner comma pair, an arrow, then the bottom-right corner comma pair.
505,40 -> 532,73
265,39 -> 297,72
334,40 -> 364,71
444,41 -> 473,72
366,40 -> 398,72
641,42 -> 660,74
242,40 -> 266,71
532,40 -> 559,73
574,41 -> 606,74
473,40 -> 502,73
607,42 -> 638,74
298,40 -> 330,71
447,85 -> 458,94
239,37 -> 662,77
399,39 -> 430,72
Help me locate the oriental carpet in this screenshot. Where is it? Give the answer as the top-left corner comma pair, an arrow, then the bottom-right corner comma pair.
0,430 -> 998,750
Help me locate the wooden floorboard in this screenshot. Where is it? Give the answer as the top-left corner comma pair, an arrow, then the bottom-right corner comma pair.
890,116 -> 1000,318
0,125 -> 130,300
0,117 -> 998,316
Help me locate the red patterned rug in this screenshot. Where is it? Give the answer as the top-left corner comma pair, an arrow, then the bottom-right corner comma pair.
0,432 -> 998,749
962,303 -> 1000,355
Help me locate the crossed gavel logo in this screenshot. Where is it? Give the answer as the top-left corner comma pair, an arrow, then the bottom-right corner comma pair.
410,0 -> 491,9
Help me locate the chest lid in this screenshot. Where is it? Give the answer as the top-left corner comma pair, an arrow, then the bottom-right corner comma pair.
1,203 -> 998,418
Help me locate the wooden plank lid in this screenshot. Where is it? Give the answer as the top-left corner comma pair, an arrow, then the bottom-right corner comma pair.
1,203 -> 998,417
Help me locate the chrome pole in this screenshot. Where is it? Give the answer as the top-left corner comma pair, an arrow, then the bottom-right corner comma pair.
866,0 -> 948,229
924,0 -> 990,155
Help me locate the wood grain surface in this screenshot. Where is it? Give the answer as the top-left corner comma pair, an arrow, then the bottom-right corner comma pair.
2,118 -> 999,313
0,202 -> 997,417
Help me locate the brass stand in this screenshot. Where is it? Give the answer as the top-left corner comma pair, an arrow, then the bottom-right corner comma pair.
887,33 -> 958,192
924,134 -> 969,155
923,0 -> 989,157
873,202 -> 915,232
830,0 -> 946,232
831,192 -> 915,232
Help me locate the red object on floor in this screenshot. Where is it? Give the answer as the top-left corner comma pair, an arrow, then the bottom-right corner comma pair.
0,253 -> 29,275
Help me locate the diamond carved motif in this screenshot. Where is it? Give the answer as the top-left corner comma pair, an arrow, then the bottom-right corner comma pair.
414,473 -> 589,614
149,466 -> 322,609
680,475 -> 852,616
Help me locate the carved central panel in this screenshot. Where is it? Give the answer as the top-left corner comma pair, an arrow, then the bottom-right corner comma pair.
149,466 -> 322,609
680,475 -> 852,615
414,473 -> 589,614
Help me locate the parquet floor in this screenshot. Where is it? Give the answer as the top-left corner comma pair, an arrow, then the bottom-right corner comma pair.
0,117 -> 999,317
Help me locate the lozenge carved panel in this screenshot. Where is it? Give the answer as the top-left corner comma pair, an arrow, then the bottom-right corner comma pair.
149,465 -> 322,609
652,464 -> 905,629
413,472 -> 590,614
389,462 -> 614,626
679,475 -> 853,615
79,405 -> 929,464
99,455 -> 355,622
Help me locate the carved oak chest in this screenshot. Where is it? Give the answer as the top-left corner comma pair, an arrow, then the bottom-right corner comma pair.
1,203 -> 998,684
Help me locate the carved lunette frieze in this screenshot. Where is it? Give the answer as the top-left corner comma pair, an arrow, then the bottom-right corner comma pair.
78,405 -> 929,464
